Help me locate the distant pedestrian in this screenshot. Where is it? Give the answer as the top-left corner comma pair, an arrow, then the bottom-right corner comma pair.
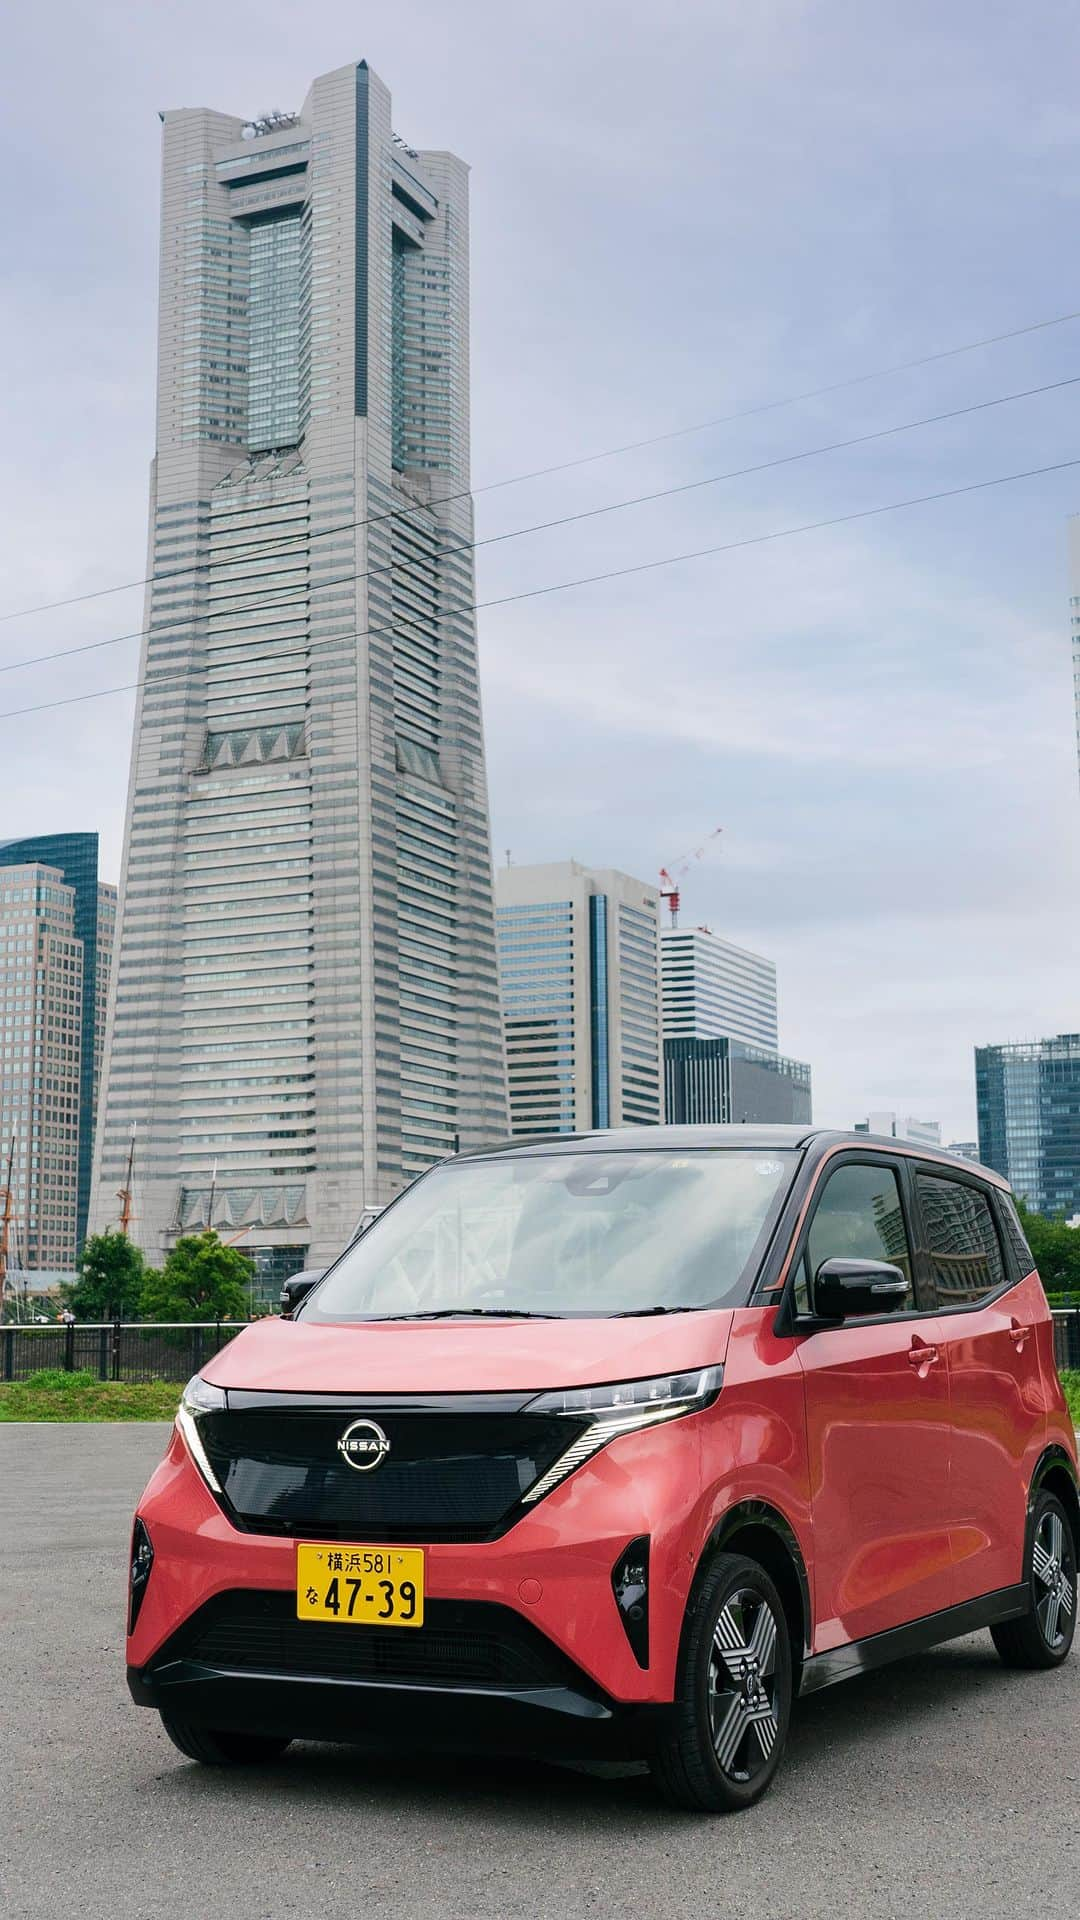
59,1306 -> 75,1325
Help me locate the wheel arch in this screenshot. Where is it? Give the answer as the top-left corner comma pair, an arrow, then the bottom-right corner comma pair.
688,1499 -> 812,1683
1030,1446 -> 1080,1557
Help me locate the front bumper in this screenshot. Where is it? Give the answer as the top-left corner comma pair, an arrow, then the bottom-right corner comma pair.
128,1412 -> 732,1732
128,1595 -> 672,1760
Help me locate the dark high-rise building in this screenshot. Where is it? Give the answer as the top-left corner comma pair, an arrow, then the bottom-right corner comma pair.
664,1036 -> 812,1128
976,1035 -> 1080,1218
0,833 -> 116,1257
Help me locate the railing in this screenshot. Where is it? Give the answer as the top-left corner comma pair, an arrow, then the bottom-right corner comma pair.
5,1310 -> 1080,1385
1052,1310 -> 1080,1372
0,1321 -> 254,1385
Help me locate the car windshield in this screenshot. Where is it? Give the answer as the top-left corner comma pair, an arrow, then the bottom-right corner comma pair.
301,1148 -> 797,1322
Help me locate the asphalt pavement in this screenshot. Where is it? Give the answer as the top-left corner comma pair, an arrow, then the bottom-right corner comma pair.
1,1422 -> 1077,1920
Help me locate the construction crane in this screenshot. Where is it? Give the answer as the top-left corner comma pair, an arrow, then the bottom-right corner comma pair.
117,1126 -> 136,1237
0,1136 -> 15,1316
659,828 -> 723,927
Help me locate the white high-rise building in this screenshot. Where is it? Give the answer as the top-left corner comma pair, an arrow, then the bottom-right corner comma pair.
660,926 -> 778,1052
854,1113 -> 942,1147
495,862 -> 663,1136
90,62 -> 508,1274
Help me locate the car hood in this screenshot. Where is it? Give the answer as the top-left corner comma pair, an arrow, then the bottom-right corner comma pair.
201,1309 -> 736,1395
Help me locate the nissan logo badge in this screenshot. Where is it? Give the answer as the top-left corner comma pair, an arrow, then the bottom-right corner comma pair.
336,1417 -> 391,1472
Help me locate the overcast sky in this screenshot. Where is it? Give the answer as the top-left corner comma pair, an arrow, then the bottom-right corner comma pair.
3,0 -> 1079,1140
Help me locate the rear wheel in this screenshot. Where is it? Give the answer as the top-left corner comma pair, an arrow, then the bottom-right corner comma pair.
650,1552 -> 792,1813
991,1490 -> 1076,1671
159,1714 -> 292,1766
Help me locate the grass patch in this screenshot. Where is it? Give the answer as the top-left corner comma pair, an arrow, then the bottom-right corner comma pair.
1060,1371 -> 1080,1426
4,1366 -> 1080,1428
0,1368 -> 180,1422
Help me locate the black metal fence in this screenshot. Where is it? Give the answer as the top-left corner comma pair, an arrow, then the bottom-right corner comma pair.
0,1321 -> 254,1385
1053,1310 -> 1080,1372
4,1311 -> 1080,1386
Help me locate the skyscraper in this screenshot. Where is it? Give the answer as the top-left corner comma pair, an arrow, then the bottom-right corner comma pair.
495,861 -> 663,1136
976,1035 -> 1080,1218
663,1037 -> 812,1127
660,926 -> 778,1052
0,864 -> 83,1272
0,833 -> 116,1256
90,63 -> 507,1272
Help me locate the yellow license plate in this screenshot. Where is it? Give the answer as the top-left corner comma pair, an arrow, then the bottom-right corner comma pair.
296,1544 -> 424,1627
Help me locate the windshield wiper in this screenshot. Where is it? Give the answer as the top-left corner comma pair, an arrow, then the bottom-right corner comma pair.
609,1304 -> 700,1317
369,1307 -> 562,1321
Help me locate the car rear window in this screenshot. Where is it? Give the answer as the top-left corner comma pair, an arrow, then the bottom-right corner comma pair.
916,1174 -> 1006,1307
997,1193 -> 1036,1279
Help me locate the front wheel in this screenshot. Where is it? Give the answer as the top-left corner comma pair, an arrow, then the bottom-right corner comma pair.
160,1714 -> 292,1766
650,1552 -> 792,1813
991,1490 -> 1077,1670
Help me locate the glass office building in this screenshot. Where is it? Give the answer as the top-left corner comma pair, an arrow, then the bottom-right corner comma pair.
90,63 -> 507,1267
0,833 -> 116,1255
663,1037 -> 812,1127
495,862 -> 663,1136
976,1035 -> 1080,1219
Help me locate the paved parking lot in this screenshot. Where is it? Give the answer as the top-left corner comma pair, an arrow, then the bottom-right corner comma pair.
2,1423 -> 1078,1920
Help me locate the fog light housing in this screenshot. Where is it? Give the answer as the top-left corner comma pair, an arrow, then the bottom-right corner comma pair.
612,1535 -> 650,1669
128,1517 -> 154,1636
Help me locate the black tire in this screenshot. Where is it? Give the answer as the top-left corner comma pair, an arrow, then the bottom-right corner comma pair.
991,1490 -> 1077,1671
650,1552 -> 792,1813
159,1713 -> 292,1766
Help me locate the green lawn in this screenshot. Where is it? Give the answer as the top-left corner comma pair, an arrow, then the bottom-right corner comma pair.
0,1368 -> 180,1422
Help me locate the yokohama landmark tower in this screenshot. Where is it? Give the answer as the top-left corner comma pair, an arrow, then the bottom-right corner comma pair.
90,62 -> 508,1273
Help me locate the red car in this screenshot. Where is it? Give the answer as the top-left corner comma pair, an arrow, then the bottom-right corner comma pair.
127,1126 -> 1078,1812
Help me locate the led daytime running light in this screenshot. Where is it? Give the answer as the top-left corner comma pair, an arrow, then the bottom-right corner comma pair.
522,1366 -> 722,1505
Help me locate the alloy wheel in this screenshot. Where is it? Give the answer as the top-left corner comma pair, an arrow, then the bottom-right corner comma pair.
1033,1507 -> 1076,1651
707,1587 -> 782,1782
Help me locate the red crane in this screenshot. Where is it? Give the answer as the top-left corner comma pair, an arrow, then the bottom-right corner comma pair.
659,828 -> 723,927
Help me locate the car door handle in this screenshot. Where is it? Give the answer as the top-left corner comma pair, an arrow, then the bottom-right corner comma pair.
1010,1318 -> 1032,1352
908,1338 -> 940,1371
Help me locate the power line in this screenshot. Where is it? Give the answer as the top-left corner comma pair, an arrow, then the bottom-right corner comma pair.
2,367 -> 1078,685
4,302 -> 1080,625
3,448 -> 1078,727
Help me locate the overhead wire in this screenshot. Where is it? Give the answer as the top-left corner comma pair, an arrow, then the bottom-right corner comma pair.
3,448 -> 1080,725
2,366 -> 1079,684
4,302 -> 1080,623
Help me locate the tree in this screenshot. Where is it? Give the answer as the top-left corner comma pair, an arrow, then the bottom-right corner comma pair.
139,1231 -> 253,1323
65,1231 -> 145,1320
1015,1199 -> 1080,1299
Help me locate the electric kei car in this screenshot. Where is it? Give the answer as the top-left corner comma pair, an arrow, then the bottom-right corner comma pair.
127,1126 -> 1077,1812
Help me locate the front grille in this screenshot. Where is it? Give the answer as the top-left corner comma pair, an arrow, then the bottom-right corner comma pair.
197,1407 -> 579,1542
158,1590 -> 595,1694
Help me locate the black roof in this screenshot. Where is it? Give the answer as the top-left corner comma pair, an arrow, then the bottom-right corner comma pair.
457,1125 -> 1007,1184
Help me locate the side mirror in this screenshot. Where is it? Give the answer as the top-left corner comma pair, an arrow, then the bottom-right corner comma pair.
280,1273 -> 321,1317
812,1257 -> 909,1320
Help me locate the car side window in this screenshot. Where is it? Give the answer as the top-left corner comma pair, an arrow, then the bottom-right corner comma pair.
795,1162 -> 914,1316
916,1174 -> 1006,1307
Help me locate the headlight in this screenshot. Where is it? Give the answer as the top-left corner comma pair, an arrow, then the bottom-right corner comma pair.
526,1368 -> 722,1419
176,1374 -> 225,1493
181,1374 -> 226,1415
521,1366 -> 722,1504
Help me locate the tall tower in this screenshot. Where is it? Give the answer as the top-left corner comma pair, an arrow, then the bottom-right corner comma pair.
90,63 -> 508,1274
